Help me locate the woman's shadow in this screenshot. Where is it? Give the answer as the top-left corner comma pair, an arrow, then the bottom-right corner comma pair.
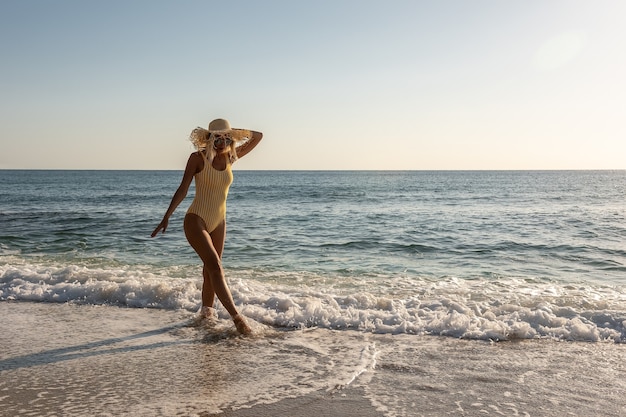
0,323 -> 191,372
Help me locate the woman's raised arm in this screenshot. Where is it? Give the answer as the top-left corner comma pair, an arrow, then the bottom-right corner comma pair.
235,130 -> 263,159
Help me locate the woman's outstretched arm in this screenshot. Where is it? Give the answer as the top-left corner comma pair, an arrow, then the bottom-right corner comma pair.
151,153 -> 201,237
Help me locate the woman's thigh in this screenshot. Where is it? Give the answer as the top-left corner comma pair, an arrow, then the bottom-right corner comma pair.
209,220 -> 226,259
184,213 -> 220,267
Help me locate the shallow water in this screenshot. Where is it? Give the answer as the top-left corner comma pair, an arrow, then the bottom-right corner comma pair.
1,302 -> 624,416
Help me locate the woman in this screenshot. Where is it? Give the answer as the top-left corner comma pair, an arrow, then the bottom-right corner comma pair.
151,118 -> 263,334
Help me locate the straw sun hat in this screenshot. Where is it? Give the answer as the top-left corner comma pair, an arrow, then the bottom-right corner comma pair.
189,118 -> 251,149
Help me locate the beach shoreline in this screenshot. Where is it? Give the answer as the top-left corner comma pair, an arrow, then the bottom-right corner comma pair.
1,301 -> 625,416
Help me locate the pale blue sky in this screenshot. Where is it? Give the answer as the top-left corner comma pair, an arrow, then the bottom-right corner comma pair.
1,0 -> 624,170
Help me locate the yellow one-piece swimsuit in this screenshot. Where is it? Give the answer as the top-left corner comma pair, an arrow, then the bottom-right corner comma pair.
186,154 -> 234,232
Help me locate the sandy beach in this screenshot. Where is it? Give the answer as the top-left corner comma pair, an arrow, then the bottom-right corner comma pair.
1,301 -> 624,416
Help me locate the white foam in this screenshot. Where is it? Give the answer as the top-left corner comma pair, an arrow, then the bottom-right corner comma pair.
0,261 -> 200,311
1,260 -> 625,343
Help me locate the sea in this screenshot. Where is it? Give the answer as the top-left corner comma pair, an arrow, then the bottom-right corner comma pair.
1,169 -> 625,416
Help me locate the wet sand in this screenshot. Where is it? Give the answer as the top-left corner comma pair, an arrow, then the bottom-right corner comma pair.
1,301 -> 625,417
210,388 -> 381,417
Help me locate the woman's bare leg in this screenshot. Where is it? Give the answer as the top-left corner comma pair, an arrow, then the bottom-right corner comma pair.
184,214 -> 238,315
200,220 -> 225,313
197,220 -> 226,311
201,266 -> 216,309
210,219 -> 226,259
184,214 -> 251,333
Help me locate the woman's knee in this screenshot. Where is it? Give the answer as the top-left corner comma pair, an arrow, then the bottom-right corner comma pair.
203,261 -> 223,276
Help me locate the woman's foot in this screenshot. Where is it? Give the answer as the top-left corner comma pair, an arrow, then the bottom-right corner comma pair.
200,306 -> 217,320
233,314 -> 252,335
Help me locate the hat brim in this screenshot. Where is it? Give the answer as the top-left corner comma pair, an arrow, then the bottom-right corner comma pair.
190,127 -> 251,149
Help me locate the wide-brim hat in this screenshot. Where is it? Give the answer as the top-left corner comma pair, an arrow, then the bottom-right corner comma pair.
189,118 -> 251,149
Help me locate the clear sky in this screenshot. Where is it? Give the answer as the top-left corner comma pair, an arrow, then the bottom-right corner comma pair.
1,0 -> 624,170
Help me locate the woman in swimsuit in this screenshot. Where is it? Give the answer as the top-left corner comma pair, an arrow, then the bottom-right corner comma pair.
151,118 -> 263,334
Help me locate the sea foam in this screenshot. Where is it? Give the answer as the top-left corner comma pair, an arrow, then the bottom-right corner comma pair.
1,261 -> 624,343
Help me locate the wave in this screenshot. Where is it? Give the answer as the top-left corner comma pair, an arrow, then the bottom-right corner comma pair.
0,261 -> 200,310
2,259 -> 624,343
319,240 -> 439,253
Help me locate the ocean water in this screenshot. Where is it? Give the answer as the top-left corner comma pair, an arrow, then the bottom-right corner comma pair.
2,169 -> 626,416
1,169 -> 625,342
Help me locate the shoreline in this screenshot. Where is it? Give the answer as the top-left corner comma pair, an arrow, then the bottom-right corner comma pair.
1,301 -> 625,416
